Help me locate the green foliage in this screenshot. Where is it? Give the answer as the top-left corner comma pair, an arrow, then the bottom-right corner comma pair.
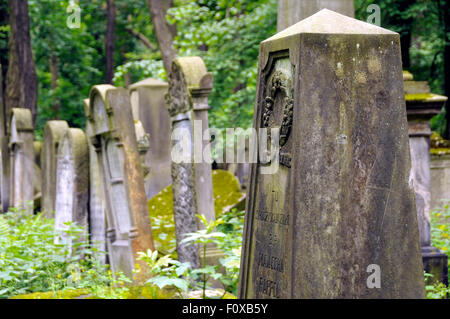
430,200 -> 450,258
168,0 -> 277,129
138,210 -> 243,299
0,208 -> 124,299
424,200 -> 450,299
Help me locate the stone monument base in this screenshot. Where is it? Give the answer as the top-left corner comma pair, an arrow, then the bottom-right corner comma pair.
422,246 -> 448,286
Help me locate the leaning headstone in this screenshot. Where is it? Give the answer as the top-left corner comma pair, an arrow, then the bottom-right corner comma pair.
83,98 -> 106,263
129,78 -> 172,199
239,10 -> 425,298
88,85 -> 154,278
166,57 -> 215,268
404,73 -> 448,286
9,108 -> 34,214
277,0 -> 354,31
54,128 -> 89,245
41,120 -> 69,217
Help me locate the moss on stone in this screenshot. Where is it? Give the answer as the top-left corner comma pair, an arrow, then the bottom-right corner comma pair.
404,93 -> 435,101
148,169 -> 244,255
10,288 -> 90,299
10,286 -> 236,299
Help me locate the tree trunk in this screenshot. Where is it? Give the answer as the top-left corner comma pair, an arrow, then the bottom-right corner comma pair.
105,0 -> 116,84
444,0 -> 450,139
5,0 -> 38,126
147,0 -> 177,74
50,54 -> 60,118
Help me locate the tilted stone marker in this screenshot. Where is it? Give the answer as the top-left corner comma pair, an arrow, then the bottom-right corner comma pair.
54,128 -> 89,245
41,120 -> 69,217
166,57 -> 215,268
88,85 -> 154,277
403,72 -> 448,286
9,108 -> 34,214
277,0 -> 354,31
239,10 -> 425,298
129,78 -> 172,199
84,98 -> 106,263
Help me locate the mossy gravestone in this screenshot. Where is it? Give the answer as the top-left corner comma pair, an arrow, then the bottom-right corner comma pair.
148,169 -> 244,255
41,120 -> 69,217
239,10 -> 425,298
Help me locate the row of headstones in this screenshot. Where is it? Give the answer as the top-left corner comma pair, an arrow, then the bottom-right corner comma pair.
2,56 -> 219,279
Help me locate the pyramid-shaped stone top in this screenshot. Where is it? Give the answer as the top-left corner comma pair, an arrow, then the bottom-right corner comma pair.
264,9 -> 396,43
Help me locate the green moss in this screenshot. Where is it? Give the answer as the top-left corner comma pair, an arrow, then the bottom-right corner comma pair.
404,93 -> 435,101
10,286 -> 236,299
148,169 -> 244,255
10,288 -> 90,299
430,148 -> 450,155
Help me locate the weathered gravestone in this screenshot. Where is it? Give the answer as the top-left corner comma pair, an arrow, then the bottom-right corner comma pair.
88,85 -> 154,278
166,57 -> 216,269
9,108 -> 34,214
277,0 -> 354,32
129,78 -> 172,199
83,98 -> 106,263
430,133 -> 450,210
403,73 -> 449,286
54,128 -> 89,245
41,120 -> 69,217
239,10 -> 425,298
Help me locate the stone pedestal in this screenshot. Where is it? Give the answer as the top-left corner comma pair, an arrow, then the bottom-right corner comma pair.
404,72 -> 448,287
422,246 -> 448,286
239,9 -> 425,299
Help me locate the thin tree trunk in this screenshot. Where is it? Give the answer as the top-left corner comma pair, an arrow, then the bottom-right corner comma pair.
49,54 -> 60,118
105,0 -> 116,84
147,0 -> 177,74
5,0 -> 38,125
444,0 -> 450,138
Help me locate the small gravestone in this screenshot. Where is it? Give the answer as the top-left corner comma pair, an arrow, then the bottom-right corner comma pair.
129,78 -> 172,199
41,120 -> 69,217
33,141 -> 42,206
166,57 -> 215,268
84,98 -> 106,263
9,108 -> 34,214
277,0 -> 354,31
239,10 -> 425,298
88,85 -> 154,278
54,128 -> 89,245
